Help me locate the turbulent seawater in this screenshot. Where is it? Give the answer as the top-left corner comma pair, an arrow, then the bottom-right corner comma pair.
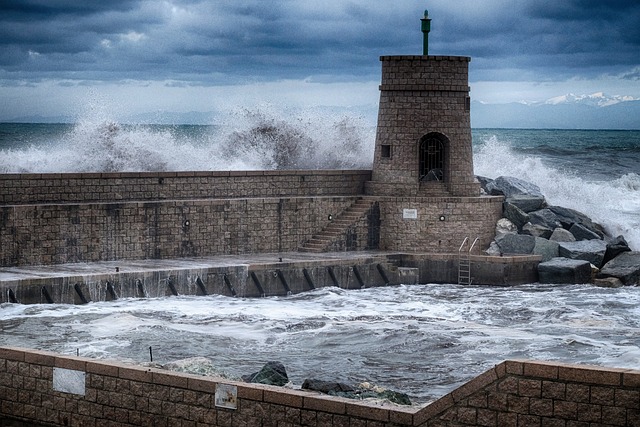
1,111 -> 640,403
2,284 -> 640,404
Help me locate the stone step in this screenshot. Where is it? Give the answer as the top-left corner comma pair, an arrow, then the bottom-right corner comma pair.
298,247 -> 323,253
299,198 -> 374,253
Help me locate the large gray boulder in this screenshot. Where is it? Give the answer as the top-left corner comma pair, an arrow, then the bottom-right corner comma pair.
302,379 -> 355,394
549,227 -> 576,243
486,176 -> 544,198
599,251 -> 640,285
475,175 -> 494,194
522,222 -> 554,239
602,235 -> 632,266
538,257 -> 592,284
528,209 -> 563,231
503,202 -> 530,231
505,194 -> 547,213
557,240 -> 608,268
547,206 -> 605,238
569,223 -> 602,241
496,233 -> 536,255
533,237 -> 560,262
242,361 -> 289,386
495,218 -> 518,240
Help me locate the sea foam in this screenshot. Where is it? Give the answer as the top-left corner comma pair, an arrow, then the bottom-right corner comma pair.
474,136 -> 640,250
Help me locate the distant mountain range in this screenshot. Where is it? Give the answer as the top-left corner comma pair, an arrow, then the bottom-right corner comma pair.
471,92 -> 640,129
541,92 -> 636,107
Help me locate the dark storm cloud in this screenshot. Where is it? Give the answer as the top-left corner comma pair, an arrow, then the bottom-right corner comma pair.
0,0 -> 638,85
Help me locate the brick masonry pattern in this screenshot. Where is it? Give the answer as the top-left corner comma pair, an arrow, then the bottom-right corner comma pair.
370,56 -> 478,197
2,348 -> 639,426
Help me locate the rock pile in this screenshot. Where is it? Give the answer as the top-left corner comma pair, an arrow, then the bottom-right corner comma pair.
479,176 -> 640,285
241,361 -> 411,405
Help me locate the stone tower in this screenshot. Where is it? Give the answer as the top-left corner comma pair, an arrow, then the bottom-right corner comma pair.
364,10 -> 501,254
366,10 -> 479,198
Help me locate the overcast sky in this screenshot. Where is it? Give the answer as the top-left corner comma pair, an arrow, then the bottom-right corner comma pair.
1,0 -> 639,121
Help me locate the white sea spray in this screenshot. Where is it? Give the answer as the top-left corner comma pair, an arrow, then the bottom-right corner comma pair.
474,135 -> 640,249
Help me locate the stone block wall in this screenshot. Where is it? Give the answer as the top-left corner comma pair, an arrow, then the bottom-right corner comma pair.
377,196 -> 503,254
0,170 -> 371,205
1,196 -> 363,266
2,347 -> 639,426
424,360 -> 640,426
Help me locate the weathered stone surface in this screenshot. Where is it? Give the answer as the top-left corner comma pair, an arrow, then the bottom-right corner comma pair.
242,361 -> 289,386
495,218 -> 518,240
496,233 -> 536,255
486,176 -> 543,198
547,206 -> 605,238
522,222 -> 554,239
557,240 -> 608,268
528,209 -> 563,231
602,235 -> 632,266
503,202 -> 530,230
592,277 -> 624,288
569,223 -> 601,241
475,175 -> 493,194
599,251 -> 640,285
538,257 -> 592,284
549,227 -> 576,243
533,237 -> 559,262
505,194 -> 547,213
302,379 -> 411,405
302,379 -> 355,394
485,241 -> 501,256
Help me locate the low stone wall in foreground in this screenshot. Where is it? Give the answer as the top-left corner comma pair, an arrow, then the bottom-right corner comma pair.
1,347 -> 639,426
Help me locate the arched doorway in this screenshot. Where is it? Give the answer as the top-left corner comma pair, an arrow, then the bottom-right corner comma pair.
419,133 -> 448,181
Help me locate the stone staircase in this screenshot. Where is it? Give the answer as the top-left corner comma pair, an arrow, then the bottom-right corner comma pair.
299,199 -> 373,253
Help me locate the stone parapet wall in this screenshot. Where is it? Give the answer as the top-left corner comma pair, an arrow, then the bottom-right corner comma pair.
378,55 -> 471,90
0,170 -> 371,205
2,347 -> 639,426
426,359 -> 640,426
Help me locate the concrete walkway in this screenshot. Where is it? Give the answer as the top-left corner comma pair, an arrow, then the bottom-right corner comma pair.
0,250 -> 400,284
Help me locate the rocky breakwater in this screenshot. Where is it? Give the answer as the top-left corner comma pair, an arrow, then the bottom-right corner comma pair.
478,175 -> 640,286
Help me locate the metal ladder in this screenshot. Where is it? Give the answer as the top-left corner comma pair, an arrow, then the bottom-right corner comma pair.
458,237 -> 479,285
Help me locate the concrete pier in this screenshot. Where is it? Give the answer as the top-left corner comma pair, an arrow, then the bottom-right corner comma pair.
0,251 -> 540,305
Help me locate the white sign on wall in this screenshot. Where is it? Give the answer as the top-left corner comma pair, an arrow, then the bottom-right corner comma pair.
403,208 -> 418,219
53,367 -> 86,396
215,383 -> 238,409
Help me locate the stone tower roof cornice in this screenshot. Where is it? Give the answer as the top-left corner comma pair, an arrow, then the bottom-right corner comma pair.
379,55 -> 471,62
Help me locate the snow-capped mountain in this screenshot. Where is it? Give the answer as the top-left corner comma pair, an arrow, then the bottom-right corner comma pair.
472,92 -> 640,129
543,92 -> 638,107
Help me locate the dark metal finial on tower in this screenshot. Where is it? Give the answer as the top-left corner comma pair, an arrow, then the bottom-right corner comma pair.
421,9 -> 431,55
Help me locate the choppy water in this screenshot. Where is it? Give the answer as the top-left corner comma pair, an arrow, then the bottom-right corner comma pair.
2,284 -> 640,404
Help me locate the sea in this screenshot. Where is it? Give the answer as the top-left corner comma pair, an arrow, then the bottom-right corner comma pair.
1,112 -> 639,404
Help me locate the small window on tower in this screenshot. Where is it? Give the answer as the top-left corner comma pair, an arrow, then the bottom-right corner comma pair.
465,96 -> 471,111
381,145 -> 391,158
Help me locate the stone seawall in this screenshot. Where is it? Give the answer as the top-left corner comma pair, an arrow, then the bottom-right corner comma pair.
1,347 -> 638,426
0,170 -> 505,268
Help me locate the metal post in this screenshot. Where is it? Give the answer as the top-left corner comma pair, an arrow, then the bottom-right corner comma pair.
421,9 -> 431,56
